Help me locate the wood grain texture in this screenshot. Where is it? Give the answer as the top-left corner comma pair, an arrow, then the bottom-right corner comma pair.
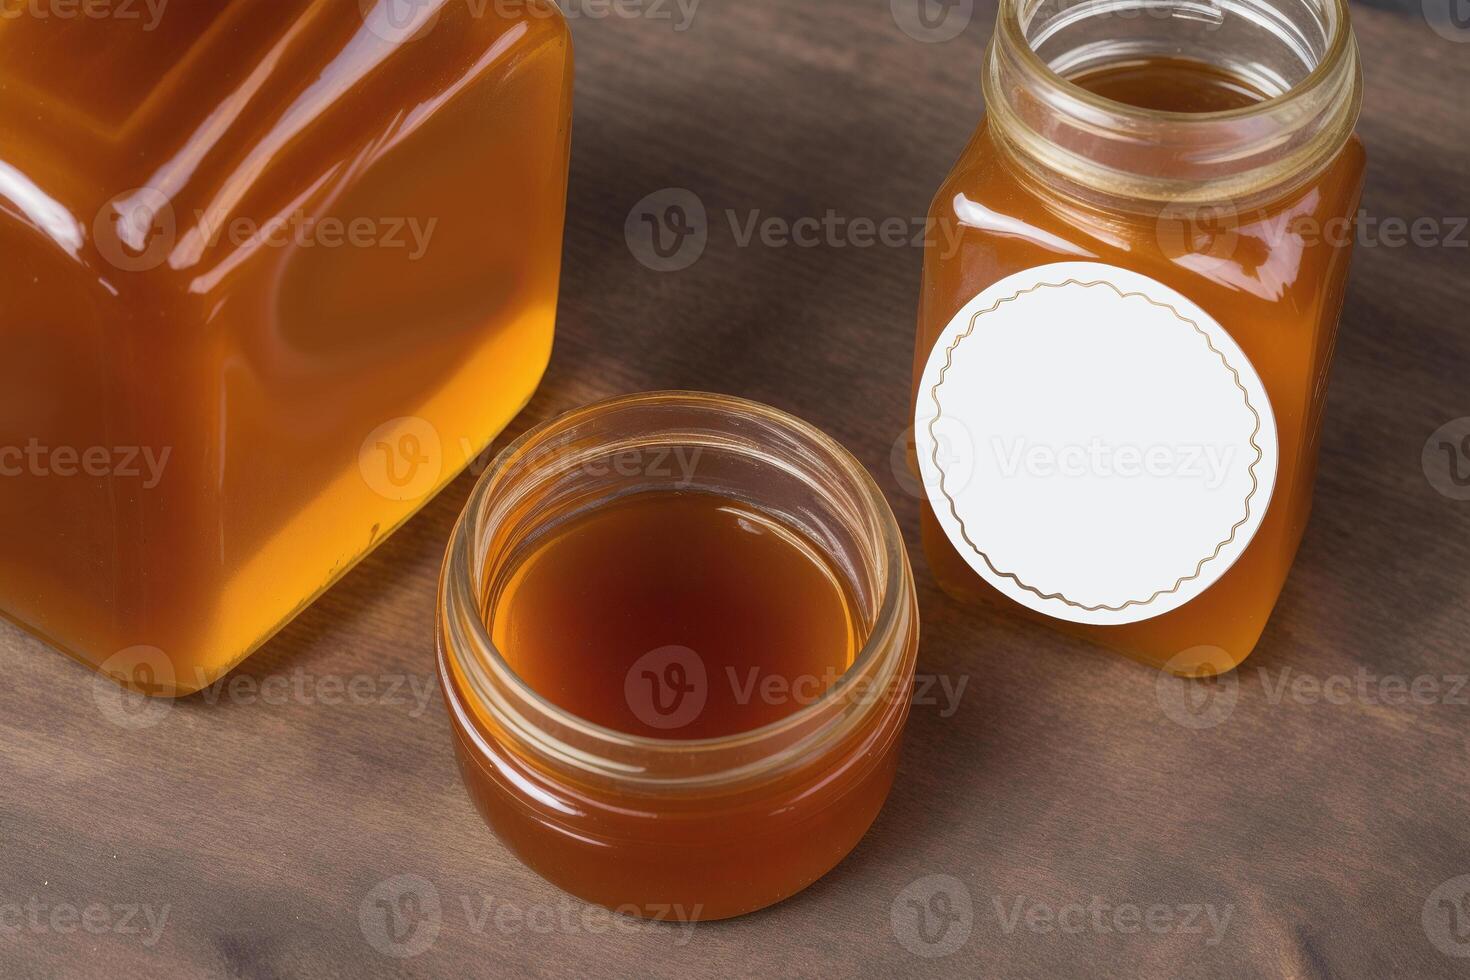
3,2 -> 1468,977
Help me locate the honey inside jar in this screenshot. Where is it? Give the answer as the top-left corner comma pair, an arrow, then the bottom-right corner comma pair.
437,393 -> 920,920
488,491 -> 858,739
912,0 -> 1366,676
1069,57 -> 1269,112
0,0 -> 572,693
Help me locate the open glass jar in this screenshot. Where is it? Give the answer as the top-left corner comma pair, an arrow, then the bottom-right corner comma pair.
437,393 -> 919,921
912,0 -> 1365,675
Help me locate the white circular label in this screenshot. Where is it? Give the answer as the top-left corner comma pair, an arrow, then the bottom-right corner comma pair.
915,262 -> 1279,626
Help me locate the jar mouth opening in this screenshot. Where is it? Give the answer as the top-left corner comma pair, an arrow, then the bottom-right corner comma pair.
996,0 -> 1351,123
438,391 -> 915,784
985,0 -> 1361,206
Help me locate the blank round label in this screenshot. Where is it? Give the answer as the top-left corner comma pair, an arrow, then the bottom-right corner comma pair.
915,262 -> 1279,626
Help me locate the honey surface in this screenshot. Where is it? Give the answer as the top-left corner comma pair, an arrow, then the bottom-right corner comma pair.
1070,57 -> 1270,112
488,491 -> 860,739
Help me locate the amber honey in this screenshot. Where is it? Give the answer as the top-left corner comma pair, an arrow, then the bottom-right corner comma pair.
488,491 -> 858,739
0,1 -> 573,692
437,393 -> 920,920
1070,57 -> 1268,113
913,0 -> 1365,675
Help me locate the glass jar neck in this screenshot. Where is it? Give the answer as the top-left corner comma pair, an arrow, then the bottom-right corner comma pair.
983,0 -> 1362,210
438,392 -> 918,794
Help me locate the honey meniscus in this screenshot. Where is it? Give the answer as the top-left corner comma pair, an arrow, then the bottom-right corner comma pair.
488,489 -> 860,740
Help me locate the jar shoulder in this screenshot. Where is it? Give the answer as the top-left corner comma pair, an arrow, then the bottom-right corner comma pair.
920,121 -> 1368,322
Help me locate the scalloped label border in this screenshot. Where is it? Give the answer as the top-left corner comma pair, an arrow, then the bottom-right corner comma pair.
915,262 -> 1280,626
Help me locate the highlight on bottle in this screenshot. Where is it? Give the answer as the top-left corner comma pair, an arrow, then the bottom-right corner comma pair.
436,392 -> 920,920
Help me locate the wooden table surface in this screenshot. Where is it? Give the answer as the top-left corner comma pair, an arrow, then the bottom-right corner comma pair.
4,1 -> 1469,977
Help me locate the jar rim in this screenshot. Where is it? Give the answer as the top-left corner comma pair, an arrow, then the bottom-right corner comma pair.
995,0 -> 1353,124
437,391 -> 918,788
985,0 -> 1363,206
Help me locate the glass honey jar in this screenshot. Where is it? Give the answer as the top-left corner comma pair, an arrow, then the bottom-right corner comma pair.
437,393 -> 920,920
0,0 -> 572,693
912,0 -> 1366,676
